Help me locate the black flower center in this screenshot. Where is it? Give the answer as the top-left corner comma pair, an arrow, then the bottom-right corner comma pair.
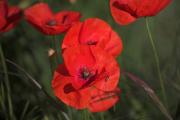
81,68 -> 91,80
47,20 -> 57,26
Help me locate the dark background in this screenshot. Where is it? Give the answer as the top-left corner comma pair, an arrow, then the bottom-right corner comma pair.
0,0 -> 180,120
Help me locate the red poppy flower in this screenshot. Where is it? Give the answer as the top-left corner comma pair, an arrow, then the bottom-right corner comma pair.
52,45 -> 120,112
0,0 -> 21,33
62,18 -> 123,57
110,0 -> 172,25
24,2 -> 81,35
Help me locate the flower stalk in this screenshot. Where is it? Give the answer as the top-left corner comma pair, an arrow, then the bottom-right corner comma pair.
145,18 -> 167,106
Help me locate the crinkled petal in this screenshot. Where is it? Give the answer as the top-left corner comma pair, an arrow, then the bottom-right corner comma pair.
110,0 -> 137,25
110,0 -> 172,25
104,30 -> 123,57
88,87 -> 120,112
79,18 -> 112,45
91,46 -> 120,91
55,11 -> 81,26
62,22 -> 82,50
52,64 -> 91,109
62,45 -> 96,76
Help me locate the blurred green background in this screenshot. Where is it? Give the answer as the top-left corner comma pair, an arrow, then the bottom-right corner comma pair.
0,0 -> 180,120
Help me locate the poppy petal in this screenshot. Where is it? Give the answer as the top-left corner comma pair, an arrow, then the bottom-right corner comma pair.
62,45 -> 95,76
24,2 -> 54,34
110,0 -> 137,25
154,0 -> 172,16
55,11 -> 81,26
79,18 -> 112,45
88,87 -> 120,112
104,30 -> 123,57
91,46 -> 120,91
110,0 -> 172,25
24,2 -> 53,23
0,16 -> 6,29
1,6 -> 21,32
52,64 -> 91,109
62,18 -> 123,57
62,22 -> 82,50
0,0 -> 8,17
41,11 -> 81,34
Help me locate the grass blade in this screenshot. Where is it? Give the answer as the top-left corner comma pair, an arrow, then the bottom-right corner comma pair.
124,72 -> 173,120
20,101 -> 30,120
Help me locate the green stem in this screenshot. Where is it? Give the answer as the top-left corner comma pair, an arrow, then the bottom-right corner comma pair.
5,59 -> 70,120
52,36 -> 59,65
0,44 -> 15,120
100,112 -> 105,120
145,18 -> 167,106
84,110 -> 90,120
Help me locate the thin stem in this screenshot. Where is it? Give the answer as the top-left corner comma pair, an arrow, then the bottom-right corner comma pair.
5,59 -> 70,120
53,36 -> 59,65
83,110 -> 90,120
0,44 -> 15,120
100,112 -> 105,120
145,18 -> 167,106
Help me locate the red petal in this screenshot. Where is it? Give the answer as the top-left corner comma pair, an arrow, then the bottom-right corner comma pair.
0,0 -> 8,17
91,46 -> 120,91
0,0 -> 7,30
0,16 -> 6,30
52,64 -> 91,109
88,87 -> 120,112
56,64 -> 70,76
62,45 -> 95,76
152,0 -> 172,16
110,0 -> 172,25
79,18 -> 112,45
24,2 -> 55,34
104,30 -> 123,57
24,2 -> 53,22
40,11 -> 81,35
62,22 -> 82,50
1,6 -> 21,32
55,11 -> 81,26
62,18 -> 123,57
110,0 -> 137,25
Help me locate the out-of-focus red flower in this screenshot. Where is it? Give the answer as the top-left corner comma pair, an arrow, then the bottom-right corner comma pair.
52,45 -> 120,112
110,0 -> 172,25
62,18 -> 123,57
24,2 -> 81,35
0,0 -> 22,33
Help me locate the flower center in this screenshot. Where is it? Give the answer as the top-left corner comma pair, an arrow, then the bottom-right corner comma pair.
80,68 -> 92,80
81,68 -> 91,80
47,20 -> 57,26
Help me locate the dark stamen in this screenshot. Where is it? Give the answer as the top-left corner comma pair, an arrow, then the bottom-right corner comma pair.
80,68 -> 91,80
